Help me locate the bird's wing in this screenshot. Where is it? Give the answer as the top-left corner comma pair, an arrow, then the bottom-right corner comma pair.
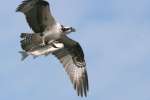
16,0 -> 56,33
53,36 -> 89,97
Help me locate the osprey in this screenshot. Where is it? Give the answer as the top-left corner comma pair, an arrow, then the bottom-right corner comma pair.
16,0 -> 89,97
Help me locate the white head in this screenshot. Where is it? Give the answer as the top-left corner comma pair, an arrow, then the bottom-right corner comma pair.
61,25 -> 76,34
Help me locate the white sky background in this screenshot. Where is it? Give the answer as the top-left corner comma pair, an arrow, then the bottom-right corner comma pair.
0,0 -> 150,100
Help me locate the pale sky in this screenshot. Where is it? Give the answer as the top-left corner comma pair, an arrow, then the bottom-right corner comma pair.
0,0 -> 150,100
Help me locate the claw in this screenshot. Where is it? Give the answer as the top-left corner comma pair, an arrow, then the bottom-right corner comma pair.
51,43 -> 58,48
48,40 -> 59,48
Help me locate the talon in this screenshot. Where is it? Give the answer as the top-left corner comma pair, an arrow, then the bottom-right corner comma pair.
47,40 -> 58,48
51,43 -> 58,48
47,40 -> 55,44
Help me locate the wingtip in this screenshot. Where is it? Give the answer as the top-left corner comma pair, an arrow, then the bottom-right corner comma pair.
16,0 -> 37,13
77,69 -> 89,97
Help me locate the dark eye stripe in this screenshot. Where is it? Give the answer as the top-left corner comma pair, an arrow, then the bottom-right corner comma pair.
62,27 -> 70,32
64,28 -> 70,31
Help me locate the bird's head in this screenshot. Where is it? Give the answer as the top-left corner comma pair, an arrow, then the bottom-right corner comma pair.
61,25 -> 76,34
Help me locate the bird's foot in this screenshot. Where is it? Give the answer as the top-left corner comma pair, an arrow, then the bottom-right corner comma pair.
48,40 -> 59,48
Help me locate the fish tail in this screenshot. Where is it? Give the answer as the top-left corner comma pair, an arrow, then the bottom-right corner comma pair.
19,51 -> 29,61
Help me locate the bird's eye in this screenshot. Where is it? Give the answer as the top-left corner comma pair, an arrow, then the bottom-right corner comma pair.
61,27 -> 70,32
61,25 -> 64,28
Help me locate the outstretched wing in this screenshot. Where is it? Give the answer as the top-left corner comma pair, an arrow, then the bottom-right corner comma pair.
53,36 -> 89,97
16,0 -> 56,33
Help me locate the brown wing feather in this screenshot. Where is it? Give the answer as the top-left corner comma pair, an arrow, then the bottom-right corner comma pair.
53,36 -> 89,97
16,0 -> 56,33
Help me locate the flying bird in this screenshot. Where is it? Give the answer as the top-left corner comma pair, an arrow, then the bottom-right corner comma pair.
16,0 -> 89,97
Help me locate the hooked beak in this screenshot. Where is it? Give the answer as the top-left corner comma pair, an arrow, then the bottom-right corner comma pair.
71,27 -> 76,32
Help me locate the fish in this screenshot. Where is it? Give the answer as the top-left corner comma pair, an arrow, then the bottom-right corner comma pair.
19,42 -> 64,61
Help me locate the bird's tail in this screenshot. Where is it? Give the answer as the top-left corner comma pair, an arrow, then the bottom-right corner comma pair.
20,33 -> 42,51
19,51 -> 29,61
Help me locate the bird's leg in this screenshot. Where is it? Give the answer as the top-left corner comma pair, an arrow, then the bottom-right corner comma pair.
40,33 -> 46,47
42,37 -> 45,46
39,38 -> 45,47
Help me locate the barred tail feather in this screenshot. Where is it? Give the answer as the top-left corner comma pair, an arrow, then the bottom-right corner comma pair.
20,33 -> 42,51
20,33 -> 33,38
